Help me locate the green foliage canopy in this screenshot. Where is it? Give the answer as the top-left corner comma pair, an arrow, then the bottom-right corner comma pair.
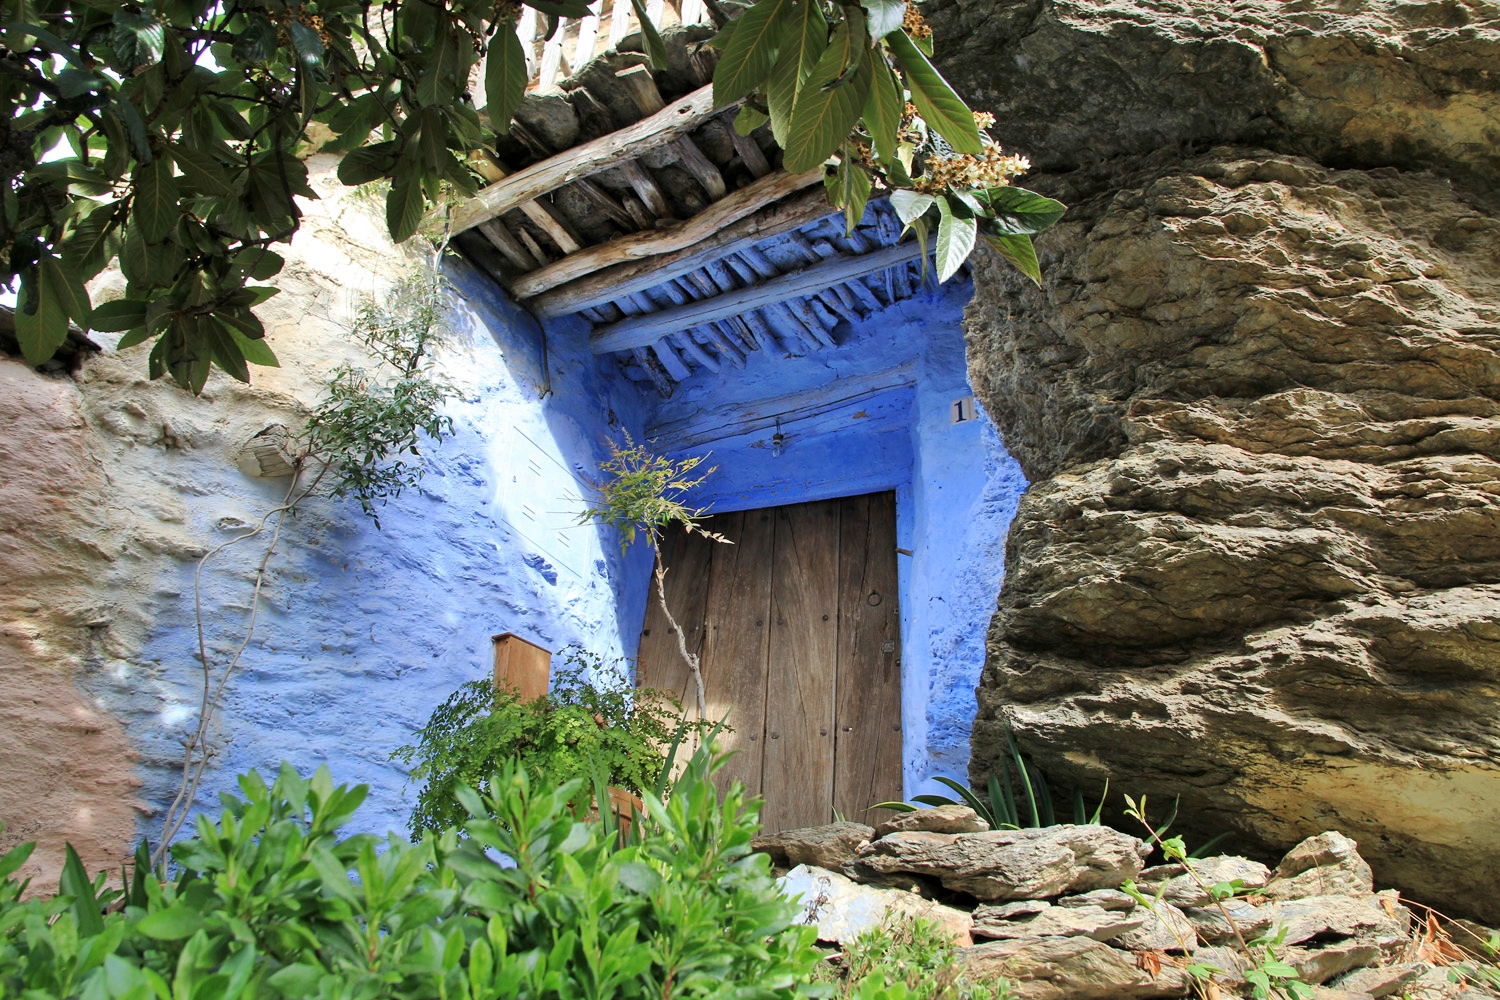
394,653 -> 699,837
2,0 -> 1062,388
0,749 -> 827,999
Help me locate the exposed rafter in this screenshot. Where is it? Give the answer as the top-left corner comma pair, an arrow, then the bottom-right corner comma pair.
590,238 -> 934,355
510,170 -> 823,300
450,84 -> 730,233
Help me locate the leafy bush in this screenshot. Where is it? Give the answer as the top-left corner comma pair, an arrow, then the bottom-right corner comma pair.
394,648 -> 705,837
815,917 -> 1007,1000
0,747 -> 824,1000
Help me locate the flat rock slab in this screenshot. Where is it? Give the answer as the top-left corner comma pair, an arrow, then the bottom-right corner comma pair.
874,804 -> 988,839
960,936 -> 1190,1000
971,901 -> 1144,942
779,864 -> 973,946
753,822 -> 872,872
853,824 -> 1150,901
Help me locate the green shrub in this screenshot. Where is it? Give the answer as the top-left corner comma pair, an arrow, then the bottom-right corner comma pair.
0,746 -> 824,1000
816,917 -> 1007,1000
394,648 -> 704,837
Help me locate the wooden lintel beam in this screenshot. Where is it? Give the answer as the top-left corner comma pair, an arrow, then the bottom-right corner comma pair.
531,186 -> 865,318
452,84 -> 726,233
511,169 -> 821,300
590,238 -> 933,355
647,360 -> 918,451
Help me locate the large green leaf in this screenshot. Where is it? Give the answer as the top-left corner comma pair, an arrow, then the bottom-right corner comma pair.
862,52 -> 903,163
935,195 -> 976,282
782,26 -> 870,172
133,157 -> 179,244
111,7 -> 163,72
60,202 -> 121,281
887,29 -> 981,154
170,143 -> 234,196
42,257 -> 90,328
13,267 -> 69,366
983,231 -> 1042,285
712,0 -> 792,106
417,25 -> 466,106
225,324 -> 279,368
59,844 -> 104,938
629,0 -> 670,70
889,189 -> 934,228
387,167 -> 426,243
91,298 -> 149,332
485,24 -> 528,135
202,316 -> 250,383
978,185 -> 1067,235
135,906 -> 203,941
834,151 -> 872,233
860,0 -> 906,40
337,141 -> 400,186
765,0 -> 828,146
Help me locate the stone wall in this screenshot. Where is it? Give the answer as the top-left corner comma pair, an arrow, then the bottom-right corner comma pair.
0,157 -> 655,887
940,0 -> 1500,921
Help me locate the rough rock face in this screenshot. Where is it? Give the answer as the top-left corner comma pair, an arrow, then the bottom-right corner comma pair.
927,0 -> 1500,191
947,0 -> 1500,923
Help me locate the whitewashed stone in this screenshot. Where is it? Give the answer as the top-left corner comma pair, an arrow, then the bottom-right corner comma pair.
779,864 -> 972,946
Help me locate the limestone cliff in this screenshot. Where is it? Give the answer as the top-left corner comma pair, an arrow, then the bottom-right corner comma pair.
946,1 -> 1500,921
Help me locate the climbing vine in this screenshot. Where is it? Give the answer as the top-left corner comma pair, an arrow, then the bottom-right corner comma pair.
581,435 -> 726,723
153,245 -> 458,861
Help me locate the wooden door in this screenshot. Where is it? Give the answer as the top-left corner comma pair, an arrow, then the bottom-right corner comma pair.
637,492 -> 902,831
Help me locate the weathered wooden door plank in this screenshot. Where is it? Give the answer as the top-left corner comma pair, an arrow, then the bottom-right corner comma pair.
763,499 -> 841,831
834,492 -> 903,823
701,509 -> 775,800
637,523 -> 716,714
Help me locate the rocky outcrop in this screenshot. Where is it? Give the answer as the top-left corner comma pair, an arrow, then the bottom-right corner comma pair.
946,0 -> 1500,923
927,0 -> 1500,193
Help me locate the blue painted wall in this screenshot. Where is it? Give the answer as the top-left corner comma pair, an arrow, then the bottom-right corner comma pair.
95,228 -> 1025,842
642,274 -> 1027,798
88,254 -> 656,842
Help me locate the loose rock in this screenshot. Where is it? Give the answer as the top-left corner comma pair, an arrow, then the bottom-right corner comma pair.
873,804 -> 988,839
753,822 -> 872,872
1266,833 -> 1376,901
853,824 -> 1150,901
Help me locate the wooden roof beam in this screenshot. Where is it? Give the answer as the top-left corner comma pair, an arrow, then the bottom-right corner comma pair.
509,169 -> 821,299
590,238 -> 933,355
452,83 -> 727,233
528,186 -> 853,318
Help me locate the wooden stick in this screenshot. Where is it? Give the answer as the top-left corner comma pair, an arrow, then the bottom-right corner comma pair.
528,185 -> 850,317
616,66 -> 726,201
510,169 -> 821,299
539,20 -> 567,90
589,237 -> 933,355
451,84 -> 728,233
477,218 -> 539,271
